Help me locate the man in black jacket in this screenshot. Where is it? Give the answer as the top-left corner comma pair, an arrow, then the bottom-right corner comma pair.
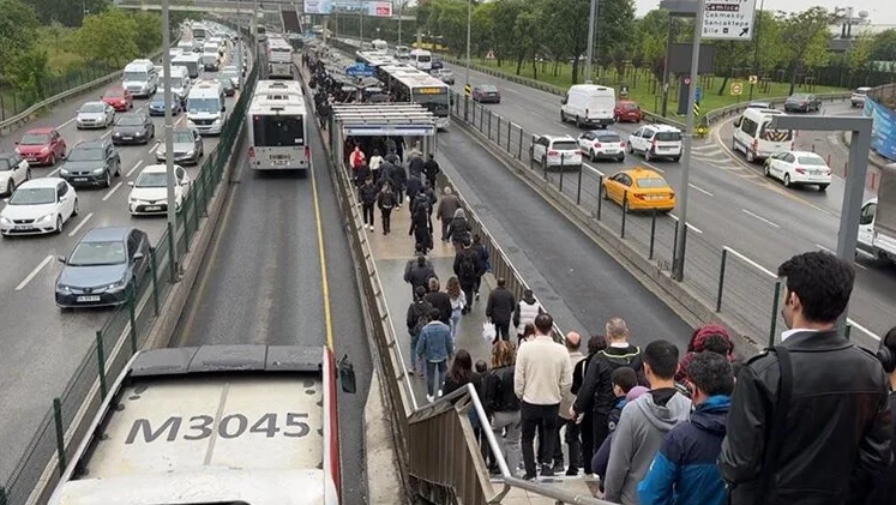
486,278 -> 516,342
423,154 -> 440,188
404,254 -> 436,299
719,251 -> 891,505
424,277 -> 452,325
453,239 -> 483,313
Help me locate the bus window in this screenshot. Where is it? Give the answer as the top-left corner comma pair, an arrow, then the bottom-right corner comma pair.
253,116 -> 305,147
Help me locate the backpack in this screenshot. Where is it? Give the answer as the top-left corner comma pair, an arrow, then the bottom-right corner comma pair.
413,192 -> 431,213
458,251 -> 477,279
411,302 -> 432,336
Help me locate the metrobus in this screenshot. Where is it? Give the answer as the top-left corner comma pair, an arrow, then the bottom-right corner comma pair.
191,22 -> 207,43
377,65 -> 450,129
266,35 -> 294,79
45,345 -> 356,505
248,80 -> 309,170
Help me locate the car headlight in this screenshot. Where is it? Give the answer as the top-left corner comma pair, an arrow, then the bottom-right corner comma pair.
37,213 -> 55,223
113,132 -> 121,137
92,168 -> 105,174
57,284 -> 73,292
213,118 -> 221,125
107,280 -> 125,290
60,169 -> 69,175
135,131 -> 145,136
186,150 -> 195,157
0,216 -> 12,225
41,146 -> 50,153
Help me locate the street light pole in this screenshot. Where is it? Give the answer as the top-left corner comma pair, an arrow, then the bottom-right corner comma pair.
465,0 -> 472,87
748,0 -> 765,101
162,0 -> 177,272
237,0 -> 245,90
398,2 -> 403,45
584,0 -> 597,84
671,0 -> 705,281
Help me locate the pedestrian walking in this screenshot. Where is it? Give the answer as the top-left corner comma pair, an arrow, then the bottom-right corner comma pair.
358,177 -> 377,231
408,147 -> 424,178
354,162 -> 370,189
555,332 -> 586,476
406,173 -> 424,204
446,276 -> 466,341
484,340 -> 523,477
514,289 -> 544,341
406,286 -> 433,375
446,208 -> 471,251
349,144 -> 366,174
437,187 -> 462,242
369,149 -> 384,184
471,234 -> 490,298
571,334 -> 608,476
409,203 -> 433,254
376,183 -> 397,234
404,254 -> 437,299
453,239 -> 483,313
423,153 -> 441,188
416,308 -> 454,403
486,278 -> 516,342
424,277 -> 453,326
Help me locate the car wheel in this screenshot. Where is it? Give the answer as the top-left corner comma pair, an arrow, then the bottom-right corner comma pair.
732,137 -> 738,153
818,184 -> 828,192
115,160 -> 121,177
25,169 -> 31,181
54,216 -> 63,234
103,170 -> 112,188
627,142 -> 634,154
745,150 -> 755,163
49,153 -> 56,166
560,111 -> 566,123
73,198 -> 79,217
575,116 -> 582,128
6,180 -> 13,196
783,173 -> 792,187
764,163 -> 771,177
617,155 -> 625,163
644,150 -> 652,162
672,156 -> 680,162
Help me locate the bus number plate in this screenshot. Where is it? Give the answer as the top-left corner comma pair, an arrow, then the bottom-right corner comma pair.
125,412 -> 312,444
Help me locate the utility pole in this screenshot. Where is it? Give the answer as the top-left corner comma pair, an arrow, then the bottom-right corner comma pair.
237,0 -> 245,90
660,19 -> 674,117
465,0 -> 472,87
398,2 -> 403,45
748,0 -> 765,101
584,0 -> 597,84
162,0 -> 177,273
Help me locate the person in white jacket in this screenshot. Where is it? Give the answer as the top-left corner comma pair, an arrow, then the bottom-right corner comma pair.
514,289 -> 544,340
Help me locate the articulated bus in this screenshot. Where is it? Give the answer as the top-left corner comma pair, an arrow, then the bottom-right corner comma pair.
377,65 -> 450,129
248,80 -> 309,170
266,35 -> 294,79
46,345 -> 356,505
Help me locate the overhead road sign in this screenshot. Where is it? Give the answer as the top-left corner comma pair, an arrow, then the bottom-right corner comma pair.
303,0 -> 392,17
703,0 -> 757,40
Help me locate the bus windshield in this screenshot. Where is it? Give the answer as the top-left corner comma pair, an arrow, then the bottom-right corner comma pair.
187,97 -> 221,114
253,116 -> 305,147
412,89 -> 449,116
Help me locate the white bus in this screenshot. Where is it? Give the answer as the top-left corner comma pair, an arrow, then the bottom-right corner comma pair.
266,36 -> 294,79
248,80 -> 309,170
45,345 -> 356,505
191,22 -> 207,43
408,49 -> 433,71
378,65 -> 450,129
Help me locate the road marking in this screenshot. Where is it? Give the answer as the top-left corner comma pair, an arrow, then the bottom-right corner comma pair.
58,117 -> 76,129
647,164 -> 664,173
310,157 -> 335,350
847,317 -> 878,340
48,167 -> 61,177
816,243 -> 833,253
135,107 -> 143,114
742,208 -> 781,229
854,262 -> 868,271
68,212 -> 94,237
102,182 -> 123,201
669,214 -> 703,234
688,183 -> 714,197
101,130 -> 112,139
16,255 -> 54,291
127,160 -> 144,178
583,163 -> 605,177
149,142 -> 159,154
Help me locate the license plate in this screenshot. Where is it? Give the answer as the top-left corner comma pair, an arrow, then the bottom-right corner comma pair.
77,295 -> 100,302
272,159 -> 289,166
145,205 -> 162,211
604,148 -> 619,153
74,178 -> 87,182
123,136 -> 132,140
14,224 -> 33,230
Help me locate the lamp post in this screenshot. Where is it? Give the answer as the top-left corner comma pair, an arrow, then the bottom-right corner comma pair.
465,0 -> 472,87
748,0 -> 765,101
162,0 -> 177,273
584,0 -> 597,84
237,0 -> 245,90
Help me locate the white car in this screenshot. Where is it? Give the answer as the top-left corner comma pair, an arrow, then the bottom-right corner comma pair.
577,130 -> 626,162
0,152 -> 31,196
128,164 -> 192,215
0,178 -> 78,236
627,125 -> 682,162
221,66 -> 240,88
851,86 -> 871,108
76,101 -> 115,129
530,135 -> 582,170
763,150 -> 832,191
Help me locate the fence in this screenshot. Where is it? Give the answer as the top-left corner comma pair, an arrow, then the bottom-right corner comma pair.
0,56 -> 259,505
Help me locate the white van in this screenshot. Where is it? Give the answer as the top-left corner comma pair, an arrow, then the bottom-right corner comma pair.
160,66 -> 191,103
409,49 -> 432,71
122,59 -> 158,98
201,42 -> 221,71
561,84 -> 616,128
732,108 -> 794,163
186,81 -> 227,135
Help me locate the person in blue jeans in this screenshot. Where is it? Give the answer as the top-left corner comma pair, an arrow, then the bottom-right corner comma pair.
416,307 -> 455,402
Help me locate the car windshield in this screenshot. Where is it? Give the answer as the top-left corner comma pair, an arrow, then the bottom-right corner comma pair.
637,178 -> 669,188
67,147 -> 105,161
68,240 -> 126,266
172,131 -> 194,143
222,71 -> 237,79
655,131 -> 681,141
623,103 -> 638,110
552,141 -> 578,151
790,94 -> 808,100
187,98 -> 220,113
19,133 -> 50,145
123,71 -> 148,81
104,89 -> 124,98
596,134 -> 622,143
9,187 -> 55,205
479,85 -> 497,92
798,156 -> 826,166
80,103 -> 105,113
117,116 -> 143,126
135,172 -> 168,188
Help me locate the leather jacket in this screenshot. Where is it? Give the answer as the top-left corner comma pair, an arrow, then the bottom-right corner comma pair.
719,330 -> 892,505
483,365 -> 519,416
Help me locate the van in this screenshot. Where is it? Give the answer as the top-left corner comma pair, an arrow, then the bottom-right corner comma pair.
186,82 -> 227,135
172,53 -> 201,79
122,59 -> 158,98
201,42 -> 220,71
561,84 -> 616,128
409,49 -> 432,71
160,66 -> 191,103
732,108 -> 794,163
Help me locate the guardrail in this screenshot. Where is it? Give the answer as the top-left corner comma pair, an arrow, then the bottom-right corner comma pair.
0,44 -> 258,505
0,40 -> 179,136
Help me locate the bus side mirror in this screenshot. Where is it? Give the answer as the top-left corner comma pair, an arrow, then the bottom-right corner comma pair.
338,355 -> 357,394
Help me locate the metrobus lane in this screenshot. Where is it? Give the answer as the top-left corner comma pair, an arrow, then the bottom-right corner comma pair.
0,72 -> 238,482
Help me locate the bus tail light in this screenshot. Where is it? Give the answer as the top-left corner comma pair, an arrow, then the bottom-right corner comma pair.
795,168 -> 806,174
305,146 -> 310,160
248,146 -> 255,158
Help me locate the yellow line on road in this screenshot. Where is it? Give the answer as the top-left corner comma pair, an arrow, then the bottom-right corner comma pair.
310,158 -> 335,350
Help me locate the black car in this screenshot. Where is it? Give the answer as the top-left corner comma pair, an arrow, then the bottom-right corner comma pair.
148,92 -> 183,116
55,227 -> 150,310
59,140 -> 121,188
155,127 -> 204,165
112,112 -> 155,145
221,77 -> 236,97
784,93 -> 821,113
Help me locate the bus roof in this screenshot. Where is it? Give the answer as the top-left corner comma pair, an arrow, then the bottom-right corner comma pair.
379,65 -> 447,90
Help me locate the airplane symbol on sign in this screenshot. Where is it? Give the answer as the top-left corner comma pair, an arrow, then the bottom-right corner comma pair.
740,27 -> 749,36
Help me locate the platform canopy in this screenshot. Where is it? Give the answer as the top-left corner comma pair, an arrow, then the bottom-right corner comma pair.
330,103 -> 436,137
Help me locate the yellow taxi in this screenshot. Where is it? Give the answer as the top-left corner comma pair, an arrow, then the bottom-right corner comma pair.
600,166 -> 676,212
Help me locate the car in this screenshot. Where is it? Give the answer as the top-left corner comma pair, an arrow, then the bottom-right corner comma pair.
472,84 -> 501,103
746,101 -> 774,110
783,93 -> 821,113
530,135 -> 582,170
0,152 -> 31,196
627,125 -> 682,162
613,100 -> 642,123
55,227 -> 151,310
0,178 -> 78,236
220,77 -> 236,97
763,150 -> 832,191
101,87 -> 134,112
76,101 -> 116,129
14,128 -> 66,166
60,140 -> 121,188
601,167 -> 675,213
432,68 -> 455,85
148,92 -> 183,116
851,86 -> 872,108
431,58 -> 444,71
577,130 -> 626,162
220,66 -> 240,88
128,164 -> 192,215
156,127 -> 204,165
112,112 -> 155,145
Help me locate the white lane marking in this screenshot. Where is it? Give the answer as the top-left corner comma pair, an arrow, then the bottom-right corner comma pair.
48,167 -> 61,177
742,208 -> 781,229
58,117 -> 76,129
847,318 -> 879,340
101,130 -> 112,139
135,107 -> 143,114
816,243 -> 833,253
68,212 -> 94,237
647,164 -> 665,173
16,255 -> 54,291
102,182 -> 123,201
583,163 -> 605,177
669,214 -> 704,234
127,160 -> 144,178
688,183 -> 714,197
149,142 -> 159,153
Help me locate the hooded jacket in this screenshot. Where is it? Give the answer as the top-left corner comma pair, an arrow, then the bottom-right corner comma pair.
637,395 -> 731,505
675,324 -> 734,384
446,208 -> 471,243
437,193 -> 462,222
514,296 -> 543,335
604,389 -> 692,505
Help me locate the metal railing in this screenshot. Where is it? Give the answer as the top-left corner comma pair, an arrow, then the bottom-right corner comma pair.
0,52 -> 259,505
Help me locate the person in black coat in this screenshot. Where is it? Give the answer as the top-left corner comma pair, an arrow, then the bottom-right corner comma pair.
471,234 -> 490,299
404,254 -> 436,299
867,325 -> 896,505
446,208 -> 471,252
453,239 -> 483,314
354,162 -> 371,189
424,277 -> 453,325
391,162 -> 408,205
406,174 -> 424,204
423,154 -> 440,189
376,183 -> 397,234
358,178 -> 378,231
409,203 -> 433,254
485,278 -> 516,342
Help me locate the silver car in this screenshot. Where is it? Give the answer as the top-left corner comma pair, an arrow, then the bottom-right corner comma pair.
76,101 -> 115,130
156,127 -> 204,165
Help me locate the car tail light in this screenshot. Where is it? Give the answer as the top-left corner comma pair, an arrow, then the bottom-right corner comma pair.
305,146 -> 310,159
248,146 -> 255,158
826,170 -> 832,176
632,193 -> 645,200
751,139 -> 758,153
594,143 -> 602,148
547,150 -> 558,156
669,192 -> 675,198
620,141 -> 626,148
651,139 -> 657,150
574,150 -> 582,155
795,168 -> 806,174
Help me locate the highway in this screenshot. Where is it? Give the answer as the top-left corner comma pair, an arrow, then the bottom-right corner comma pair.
442,62 -> 893,348
0,44 -> 241,481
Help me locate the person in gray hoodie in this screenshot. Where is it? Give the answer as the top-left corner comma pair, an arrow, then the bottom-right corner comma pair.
603,340 -> 691,505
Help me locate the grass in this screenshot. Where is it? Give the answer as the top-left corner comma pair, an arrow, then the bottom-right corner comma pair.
462,57 -> 848,118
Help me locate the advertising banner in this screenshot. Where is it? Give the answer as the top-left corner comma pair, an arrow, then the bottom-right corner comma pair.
304,0 -> 393,17
864,97 -> 896,161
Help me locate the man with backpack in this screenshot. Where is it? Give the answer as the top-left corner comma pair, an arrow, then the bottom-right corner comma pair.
453,238 -> 483,314
423,154 -> 441,189
376,183 -> 397,234
486,278 -> 516,342
406,286 -> 433,375
404,254 -> 437,299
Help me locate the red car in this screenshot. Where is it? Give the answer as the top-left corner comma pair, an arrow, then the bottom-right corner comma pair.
614,100 -> 642,123
15,127 -> 66,166
102,87 -> 133,112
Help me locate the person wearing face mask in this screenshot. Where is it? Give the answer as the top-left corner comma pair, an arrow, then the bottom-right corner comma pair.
719,251 -> 891,505
867,326 -> 896,505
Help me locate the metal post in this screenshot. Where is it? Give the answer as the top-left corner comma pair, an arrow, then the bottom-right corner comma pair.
584,0 -> 597,84
660,18 -> 675,117
237,0 -> 245,90
149,248 -> 160,316
517,128 -> 523,159
479,104 -> 484,131
398,3 -> 403,45
748,0 -> 765,101
671,0 -> 705,281
559,159 -> 565,192
53,398 -> 67,474
129,287 -> 138,354
487,110 -> 492,140
95,331 -> 107,399
497,116 -> 502,146
162,0 -> 178,276
621,191 -> 628,238
465,0 -> 472,89
716,248 -> 728,312
649,208 -> 658,259
576,166 -> 583,205
463,94 -> 469,122
769,279 -> 782,347
672,219 -> 679,263
359,8 -> 363,44
597,175 -> 603,220
167,221 -> 177,283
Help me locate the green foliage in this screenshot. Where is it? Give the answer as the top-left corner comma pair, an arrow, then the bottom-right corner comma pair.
132,11 -> 164,55
0,0 -> 40,76
870,29 -> 896,62
6,48 -> 50,104
847,33 -> 875,72
24,0 -> 110,27
74,8 -> 141,67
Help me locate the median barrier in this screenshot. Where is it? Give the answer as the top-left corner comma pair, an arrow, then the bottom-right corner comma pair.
0,38 -> 258,505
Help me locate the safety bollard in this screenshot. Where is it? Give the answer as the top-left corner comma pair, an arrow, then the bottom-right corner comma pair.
53,398 -> 67,475
716,248 -> 728,312
479,105 -> 484,132
488,110 -> 493,140
517,128 -> 523,160
149,248 -> 160,316
463,94 -> 469,122
576,165 -> 583,205
672,219 -> 680,268
621,191 -> 628,239
769,280 -> 782,347
95,331 -> 107,399
649,208 -> 658,260
597,176 -> 604,220
496,116 -> 501,144
507,122 -> 512,152
167,222 -> 177,284
559,156 -> 565,193
129,288 -> 138,354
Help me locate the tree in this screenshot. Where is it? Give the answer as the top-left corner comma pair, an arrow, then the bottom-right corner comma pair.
74,8 -> 140,67
131,11 -> 163,55
633,9 -> 670,78
25,0 -> 110,27
512,7 -> 542,77
595,0 -> 636,73
870,29 -> 896,62
7,48 -> 50,104
779,6 -> 833,95
0,0 -> 40,77
491,0 -> 527,67
540,0 -> 589,83
471,0 -> 497,58
847,32 -> 874,73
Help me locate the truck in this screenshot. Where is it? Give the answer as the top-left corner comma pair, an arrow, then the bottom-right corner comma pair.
858,163 -> 896,262
46,345 -> 356,505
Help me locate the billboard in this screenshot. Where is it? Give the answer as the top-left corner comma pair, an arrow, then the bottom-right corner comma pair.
864,97 -> 896,161
303,1 -> 393,17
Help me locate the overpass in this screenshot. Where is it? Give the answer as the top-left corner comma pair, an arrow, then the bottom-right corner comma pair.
114,0 -> 415,20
